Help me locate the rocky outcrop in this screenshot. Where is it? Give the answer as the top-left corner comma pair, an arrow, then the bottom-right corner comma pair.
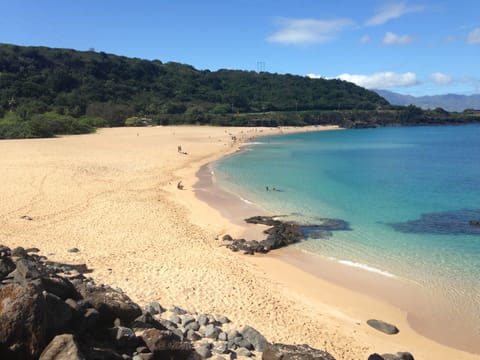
0,245 -> 341,360
223,216 -> 351,255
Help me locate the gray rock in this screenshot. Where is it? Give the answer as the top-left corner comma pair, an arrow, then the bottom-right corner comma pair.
196,344 -> 213,358
170,305 -> 188,315
181,313 -> 196,327
169,313 -> 181,324
131,312 -> 166,330
39,333 -> 85,360
262,343 -> 336,360
197,314 -> 209,326
204,324 -> 221,340
367,319 -> 399,335
184,321 -> 200,332
240,325 -> 268,351
68,248 -> 80,253
226,330 -> 241,341
368,354 -> 384,360
186,329 -> 202,341
145,302 -> 165,315
236,339 -> 253,350
215,314 -> 230,324
218,331 -> 227,341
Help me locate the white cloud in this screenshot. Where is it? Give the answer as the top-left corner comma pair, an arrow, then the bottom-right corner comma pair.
431,72 -> 452,85
266,17 -> 354,45
383,31 -> 415,45
366,1 -> 425,26
360,35 -> 371,44
323,72 -> 418,89
467,28 -> 480,44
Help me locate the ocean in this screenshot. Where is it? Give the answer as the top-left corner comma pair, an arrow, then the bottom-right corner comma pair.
213,124 -> 480,351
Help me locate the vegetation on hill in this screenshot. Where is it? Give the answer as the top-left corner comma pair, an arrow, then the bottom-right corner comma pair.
0,43 -> 479,138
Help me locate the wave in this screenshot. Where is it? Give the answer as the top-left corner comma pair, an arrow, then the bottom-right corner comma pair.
238,195 -> 254,205
335,259 -> 397,278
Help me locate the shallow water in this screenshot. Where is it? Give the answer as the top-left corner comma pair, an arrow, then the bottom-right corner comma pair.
214,124 -> 480,351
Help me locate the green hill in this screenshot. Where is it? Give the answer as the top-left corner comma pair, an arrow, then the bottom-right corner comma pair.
0,43 -> 478,138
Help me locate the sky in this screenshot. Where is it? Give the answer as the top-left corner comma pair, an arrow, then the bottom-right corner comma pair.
1,0 -> 479,96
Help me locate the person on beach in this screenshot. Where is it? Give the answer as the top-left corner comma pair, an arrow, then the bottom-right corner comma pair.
177,181 -> 184,190
178,145 -> 182,153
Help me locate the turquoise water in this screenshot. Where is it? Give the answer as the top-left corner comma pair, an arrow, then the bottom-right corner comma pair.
215,125 -> 480,332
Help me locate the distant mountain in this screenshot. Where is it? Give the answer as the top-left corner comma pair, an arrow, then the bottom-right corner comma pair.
374,89 -> 480,112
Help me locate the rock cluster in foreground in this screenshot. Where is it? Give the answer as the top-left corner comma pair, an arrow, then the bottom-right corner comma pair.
0,245 -> 337,359
0,245 -> 413,360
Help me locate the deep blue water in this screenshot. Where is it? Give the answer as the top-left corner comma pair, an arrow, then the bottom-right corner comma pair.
215,125 -> 480,316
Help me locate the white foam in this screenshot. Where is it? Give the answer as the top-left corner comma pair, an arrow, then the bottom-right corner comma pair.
336,259 -> 397,278
238,195 -> 254,205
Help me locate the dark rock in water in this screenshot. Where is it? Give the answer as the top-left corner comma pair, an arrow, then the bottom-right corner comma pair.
388,209 -> 480,235
39,334 -> 85,360
241,325 -> 268,352
226,216 -> 351,255
315,218 -> 352,231
245,216 -> 282,227
262,343 -> 336,360
367,319 -> 399,335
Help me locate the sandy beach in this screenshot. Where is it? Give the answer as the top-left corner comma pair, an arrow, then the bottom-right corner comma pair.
0,125 -> 477,360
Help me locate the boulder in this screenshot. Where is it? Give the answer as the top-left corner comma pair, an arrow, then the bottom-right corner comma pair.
39,334 -> 85,360
367,319 -> 399,335
262,343 -> 336,360
0,282 -> 48,359
241,325 -> 268,352
76,284 -> 142,327
141,328 -> 192,360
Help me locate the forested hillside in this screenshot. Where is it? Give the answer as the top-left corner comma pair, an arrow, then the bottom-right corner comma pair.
1,43 -> 479,138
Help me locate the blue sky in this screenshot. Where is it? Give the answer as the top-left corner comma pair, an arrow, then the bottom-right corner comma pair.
1,0 -> 479,96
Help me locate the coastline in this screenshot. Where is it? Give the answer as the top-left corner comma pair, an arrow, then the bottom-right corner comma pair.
194,128 -> 480,358
0,125 -> 477,360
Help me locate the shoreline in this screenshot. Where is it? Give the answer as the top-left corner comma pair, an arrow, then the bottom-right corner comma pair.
194,128 -> 480,357
0,125 -> 477,360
